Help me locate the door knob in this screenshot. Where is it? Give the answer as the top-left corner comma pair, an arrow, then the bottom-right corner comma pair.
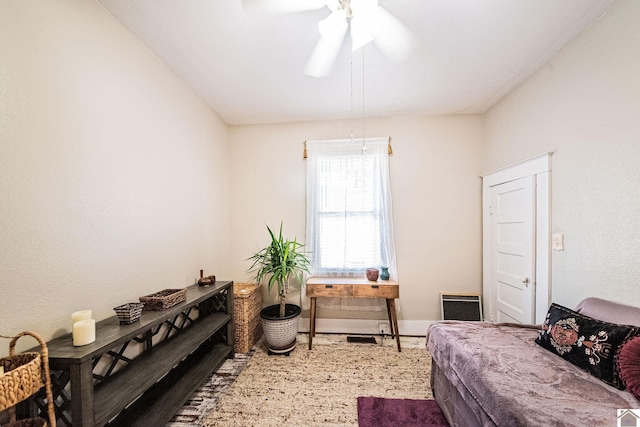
521,277 -> 530,286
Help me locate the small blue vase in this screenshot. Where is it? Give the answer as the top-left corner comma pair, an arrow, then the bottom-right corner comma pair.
380,266 -> 390,280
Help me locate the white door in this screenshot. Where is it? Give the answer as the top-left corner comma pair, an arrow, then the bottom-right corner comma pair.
490,175 -> 536,323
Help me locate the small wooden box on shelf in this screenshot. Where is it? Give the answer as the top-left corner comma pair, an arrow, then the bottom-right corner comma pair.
233,283 -> 263,353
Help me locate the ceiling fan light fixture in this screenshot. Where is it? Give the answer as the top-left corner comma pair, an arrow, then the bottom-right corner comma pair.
307,0 -> 402,77
321,0 -> 378,51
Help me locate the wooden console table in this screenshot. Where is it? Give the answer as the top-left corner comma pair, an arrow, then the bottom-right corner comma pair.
39,282 -> 234,427
306,277 -> 401,352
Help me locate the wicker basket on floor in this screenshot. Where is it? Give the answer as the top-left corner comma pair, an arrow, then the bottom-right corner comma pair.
234,283 -> 263,353
0,331 -> 56,427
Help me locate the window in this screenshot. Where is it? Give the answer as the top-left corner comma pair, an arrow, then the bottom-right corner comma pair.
305,138 -> 397,278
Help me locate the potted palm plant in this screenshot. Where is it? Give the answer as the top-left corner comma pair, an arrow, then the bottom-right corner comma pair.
247,222 -> 311,355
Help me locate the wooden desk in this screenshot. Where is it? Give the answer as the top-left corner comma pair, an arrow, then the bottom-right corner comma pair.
306,277 -> 401,352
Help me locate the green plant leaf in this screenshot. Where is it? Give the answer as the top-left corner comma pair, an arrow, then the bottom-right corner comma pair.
246,222 -> 311,317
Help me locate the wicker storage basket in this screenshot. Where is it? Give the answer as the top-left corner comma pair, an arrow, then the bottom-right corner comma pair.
233,284 -> 263,353
113,303 -> 145,324
0,331 -> 56,427
139,288 -> 186,311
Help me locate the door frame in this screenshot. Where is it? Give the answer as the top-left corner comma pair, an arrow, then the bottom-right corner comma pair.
482,152 -> 552,324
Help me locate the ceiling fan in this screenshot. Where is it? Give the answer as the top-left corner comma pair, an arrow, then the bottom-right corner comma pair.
242,0 -> 416,77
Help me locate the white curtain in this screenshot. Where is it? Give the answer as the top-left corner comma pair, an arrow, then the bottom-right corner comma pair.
304,137 -> 397,311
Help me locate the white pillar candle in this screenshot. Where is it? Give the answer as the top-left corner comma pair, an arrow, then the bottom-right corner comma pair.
73,319 -> 96,346
71,310 -> 92,324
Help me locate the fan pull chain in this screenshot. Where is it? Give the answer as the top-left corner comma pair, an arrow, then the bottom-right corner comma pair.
361,47 -> 367,154
350,48 -> 354,143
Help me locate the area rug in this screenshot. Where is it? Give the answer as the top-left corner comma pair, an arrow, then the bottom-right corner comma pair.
202,341 -> 432,426
169,350 -> 256,426
357,397 -> 449,427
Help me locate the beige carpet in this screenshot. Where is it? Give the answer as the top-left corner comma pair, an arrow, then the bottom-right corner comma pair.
202,340 -> 432,427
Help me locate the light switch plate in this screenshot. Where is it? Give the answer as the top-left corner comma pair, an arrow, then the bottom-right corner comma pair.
552,233 -> 564,251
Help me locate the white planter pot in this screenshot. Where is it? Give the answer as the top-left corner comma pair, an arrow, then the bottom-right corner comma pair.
260,304 -> 301,355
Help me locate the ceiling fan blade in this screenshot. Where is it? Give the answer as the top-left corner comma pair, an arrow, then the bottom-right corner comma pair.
350,16 -> 374,51
318,9 -> 348,45
370,5 -> 417,62
350,0 -> 377,50
350,0 -> 379,18
304,31 -> 346,77
242,0 -> 326,15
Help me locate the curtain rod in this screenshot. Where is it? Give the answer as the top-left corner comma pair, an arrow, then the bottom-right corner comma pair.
303,137 -> 393,159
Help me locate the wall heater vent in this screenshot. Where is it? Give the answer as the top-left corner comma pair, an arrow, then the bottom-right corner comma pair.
440,293 -> 483,321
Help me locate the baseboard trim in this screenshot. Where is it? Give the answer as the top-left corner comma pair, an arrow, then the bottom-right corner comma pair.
297,317 -> 434,337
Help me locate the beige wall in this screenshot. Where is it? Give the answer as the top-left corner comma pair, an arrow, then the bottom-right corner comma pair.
1,1 -> 481,343
4,0 -> 638,399
483,0 -> 640,309
12,0 -> 632,342
229,115 -> 483,326
0,1 -> 230,345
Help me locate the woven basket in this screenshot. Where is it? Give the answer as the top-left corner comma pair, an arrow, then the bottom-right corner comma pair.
113,303 -> 145,325
0,331 -> 56,427
233,284 -> 263,353
139,288 -> 186,311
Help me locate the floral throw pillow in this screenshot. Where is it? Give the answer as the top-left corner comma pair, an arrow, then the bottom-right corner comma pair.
535,303 -> 640,389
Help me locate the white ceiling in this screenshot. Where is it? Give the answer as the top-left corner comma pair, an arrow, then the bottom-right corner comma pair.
97,0 -> 617,125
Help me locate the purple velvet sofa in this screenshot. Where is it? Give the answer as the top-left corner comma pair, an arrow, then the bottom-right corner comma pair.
427,298 -> 640,426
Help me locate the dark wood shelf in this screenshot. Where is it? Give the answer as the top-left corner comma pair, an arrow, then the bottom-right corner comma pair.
94,313 -> 231,426
41,282 -> 234,427
45,282 -> 233,364
107,343 -> 232,427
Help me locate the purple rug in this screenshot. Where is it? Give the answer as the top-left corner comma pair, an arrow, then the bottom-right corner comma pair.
357,397 -> 450,427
